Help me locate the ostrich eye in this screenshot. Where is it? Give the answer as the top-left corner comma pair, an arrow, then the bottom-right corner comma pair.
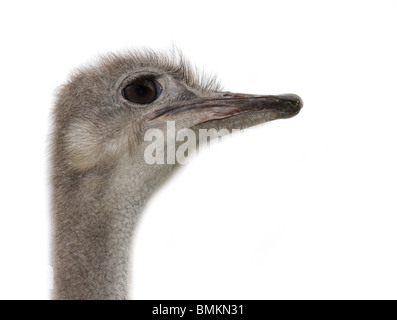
122,79 -> 163,104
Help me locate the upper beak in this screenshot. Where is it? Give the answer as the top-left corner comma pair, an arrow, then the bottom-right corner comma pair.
149,92 -> 303,128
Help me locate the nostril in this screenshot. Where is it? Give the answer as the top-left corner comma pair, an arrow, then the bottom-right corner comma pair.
222,92 -> 247,98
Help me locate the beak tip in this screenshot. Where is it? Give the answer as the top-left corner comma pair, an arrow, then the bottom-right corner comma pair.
282,94 -> 304,110
275,94 -> 303,119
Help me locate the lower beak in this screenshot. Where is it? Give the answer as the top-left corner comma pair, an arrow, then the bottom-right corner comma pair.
149,92 -> 303,127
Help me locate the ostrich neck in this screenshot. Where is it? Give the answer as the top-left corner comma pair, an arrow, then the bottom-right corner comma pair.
53,156 -> 176,300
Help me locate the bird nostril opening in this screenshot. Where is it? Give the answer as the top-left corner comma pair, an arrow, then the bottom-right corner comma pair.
222,92 -> 247,98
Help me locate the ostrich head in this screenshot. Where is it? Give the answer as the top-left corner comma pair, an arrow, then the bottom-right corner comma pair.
51,49 -> 302,300
53,50 -> 301,173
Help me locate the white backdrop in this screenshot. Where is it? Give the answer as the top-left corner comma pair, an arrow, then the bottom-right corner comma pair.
0,0 -> 396,299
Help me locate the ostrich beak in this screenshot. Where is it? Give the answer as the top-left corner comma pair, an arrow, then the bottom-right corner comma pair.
150,92 -> 303,129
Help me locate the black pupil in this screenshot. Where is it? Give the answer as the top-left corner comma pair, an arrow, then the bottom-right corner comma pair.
136,85 -> 147,96
122,79 -> 161,104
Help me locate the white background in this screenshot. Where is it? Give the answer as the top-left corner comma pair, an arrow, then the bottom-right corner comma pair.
0,0 -> 396,300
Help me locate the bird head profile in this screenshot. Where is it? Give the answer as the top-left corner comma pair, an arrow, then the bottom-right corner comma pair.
53,50 -> 302,172
51,49 -> 302,299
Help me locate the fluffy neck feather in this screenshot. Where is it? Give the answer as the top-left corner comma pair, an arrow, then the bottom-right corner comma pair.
52,154 -> 176,299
